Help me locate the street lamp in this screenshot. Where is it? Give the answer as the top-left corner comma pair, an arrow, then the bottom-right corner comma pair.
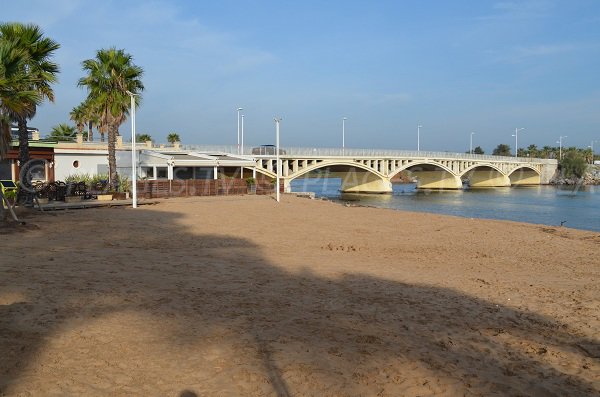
512,127 -> 525,157
241,114 -> 245,154
126,90 -> 138,209
237,107 -> 243,154
470,132 -> 476,155
590,140 -> 598,157
342,117 -> 347,155
557,135 -> 567,160
417,124 -> 422,152
274,117 -> 282,203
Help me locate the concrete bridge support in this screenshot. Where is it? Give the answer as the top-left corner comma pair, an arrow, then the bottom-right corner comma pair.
412,171 -> 463,189
510,169 -> 541,185
466,170 -> 511,188
338,170 -> 392,193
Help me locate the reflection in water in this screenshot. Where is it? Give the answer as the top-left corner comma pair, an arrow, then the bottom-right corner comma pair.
290,178 -> 600,232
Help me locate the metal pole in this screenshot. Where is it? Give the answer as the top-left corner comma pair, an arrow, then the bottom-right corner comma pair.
241,114 -> 244,154
470,132 -> 475,154
274,118 -> 281,202
237,107 -> 243,154
342,117 -> 347,155
126,91 -> 138,209
558,136 -> 567,160
417,125 -> 422,152
513,127 -> 524,158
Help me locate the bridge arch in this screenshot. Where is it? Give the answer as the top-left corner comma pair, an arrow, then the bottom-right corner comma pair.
508,165 -> 541,185
287,160 -> 391,193
390,161 -> 462,189
460,164 -> 511,188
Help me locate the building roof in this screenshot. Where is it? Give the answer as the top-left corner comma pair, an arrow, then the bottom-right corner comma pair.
139,150 -> 256,168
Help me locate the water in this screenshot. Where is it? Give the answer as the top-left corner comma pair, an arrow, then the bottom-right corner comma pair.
289,178 -> 600,232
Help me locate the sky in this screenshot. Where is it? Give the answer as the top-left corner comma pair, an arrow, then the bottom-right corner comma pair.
3,0 -> 600,153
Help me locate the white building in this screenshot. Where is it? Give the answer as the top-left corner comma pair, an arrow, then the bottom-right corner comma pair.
53,148 -> 108,180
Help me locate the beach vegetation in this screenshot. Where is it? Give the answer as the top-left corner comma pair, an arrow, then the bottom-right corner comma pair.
167,132 -> 180,144
0,22 -> 59,166
136,133 -> 151,142
0,39 -> 36,158
78,48 -> 144,191
559,151 -> 587,179
492,144 -> 511,156
48,123 -> 78,141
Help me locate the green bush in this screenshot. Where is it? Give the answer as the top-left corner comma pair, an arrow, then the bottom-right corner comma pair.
4,190 -> 16,201
560,151 -> 587,178
245,177 -> 256,185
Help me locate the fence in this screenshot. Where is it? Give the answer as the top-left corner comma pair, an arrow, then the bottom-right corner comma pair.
136,179 -> 280,199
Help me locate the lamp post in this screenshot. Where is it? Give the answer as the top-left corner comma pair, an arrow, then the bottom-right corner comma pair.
417,124 -> 422,152
237,107 -> 243,154
274,117 -> 282,203
342,117 -> 347,155
512,127 -> 525,157
557,135 -> 567,160
241,114 -> 245,154
126,90 -> 138,209
470,132 -> 476,154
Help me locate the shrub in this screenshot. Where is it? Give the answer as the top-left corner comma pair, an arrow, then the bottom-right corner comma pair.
560,151 -> 587,178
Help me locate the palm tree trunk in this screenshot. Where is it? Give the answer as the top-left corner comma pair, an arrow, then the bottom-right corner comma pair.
108,122 -> 118,191
88,121 -> 93,142
17,116 -> 29,165
16,116 -> 35,205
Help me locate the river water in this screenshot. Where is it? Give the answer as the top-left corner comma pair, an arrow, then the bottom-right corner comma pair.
289,178 -> 600,232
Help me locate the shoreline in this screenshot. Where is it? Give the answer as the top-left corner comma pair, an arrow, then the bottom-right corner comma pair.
2,195 -> 599,396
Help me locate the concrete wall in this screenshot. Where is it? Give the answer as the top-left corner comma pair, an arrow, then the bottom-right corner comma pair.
54,151 -> 108,180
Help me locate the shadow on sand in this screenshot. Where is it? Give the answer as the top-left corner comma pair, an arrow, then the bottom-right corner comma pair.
0,206 -> 598,396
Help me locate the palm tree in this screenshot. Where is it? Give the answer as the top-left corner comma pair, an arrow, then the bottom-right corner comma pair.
81,99 -> 100,142
49,123 -> 77,141
69,104 -> 86,136
136,133 -> 152,142
167,132 -> 180,144
492,144 -> 512,157
78,48 -> 144,191
0,39 -> 41,159
0,23 -> 59,166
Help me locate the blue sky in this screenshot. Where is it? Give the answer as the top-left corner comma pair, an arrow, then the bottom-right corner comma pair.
4,0 -> 600,153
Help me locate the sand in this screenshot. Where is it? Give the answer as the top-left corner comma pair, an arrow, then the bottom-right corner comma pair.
1,195 -> 599,397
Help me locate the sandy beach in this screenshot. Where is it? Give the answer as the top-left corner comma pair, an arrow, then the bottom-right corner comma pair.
1,195 -> 599,396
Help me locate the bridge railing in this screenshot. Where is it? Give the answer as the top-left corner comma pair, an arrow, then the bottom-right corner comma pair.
181,144 -> 557,164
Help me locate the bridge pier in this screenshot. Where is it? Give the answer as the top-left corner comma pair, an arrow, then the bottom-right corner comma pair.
467,170 -> 511,188
510,169 -> 541,185
339,171 -> 392,193
411,171 -> 462,190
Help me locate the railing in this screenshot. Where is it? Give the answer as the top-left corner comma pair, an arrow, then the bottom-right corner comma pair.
182,144 -> 557,164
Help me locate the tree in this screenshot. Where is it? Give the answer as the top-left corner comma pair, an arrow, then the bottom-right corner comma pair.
0,39 -> 40,159
560,151 -> 587,179
78,48 -> 144,191
0,23 -> 59,167
492,144 -> 511,156
49,123 -> 77,141
472,146 -> 484,155
526,144 -> 539,158
167,132 -> 180,144
69,104 -> 86,136
136,133 -> 152,142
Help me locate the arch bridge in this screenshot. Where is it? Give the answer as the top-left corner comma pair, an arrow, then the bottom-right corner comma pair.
252,148 -> 558,193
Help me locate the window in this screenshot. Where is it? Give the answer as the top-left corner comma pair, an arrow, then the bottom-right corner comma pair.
157,167 -> 168,178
